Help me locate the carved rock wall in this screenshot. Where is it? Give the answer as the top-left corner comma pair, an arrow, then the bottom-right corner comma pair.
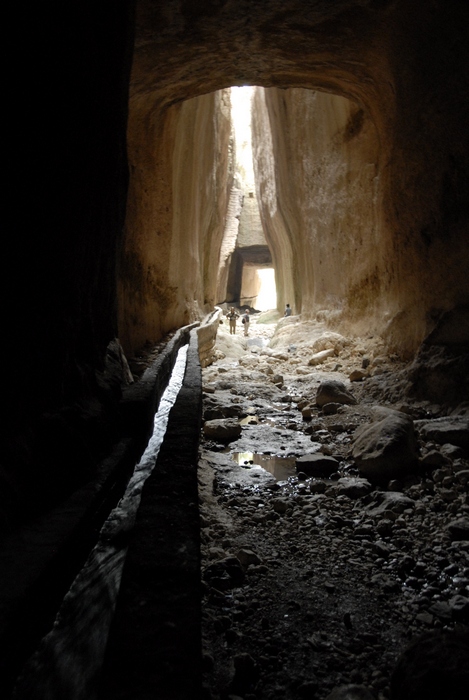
118,89 -> 234,357
251,87 -> 383,331
124,0 -> 469,357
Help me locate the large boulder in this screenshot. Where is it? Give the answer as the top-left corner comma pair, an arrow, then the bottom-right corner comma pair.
316,380 -> 357,408
203,418 -> 242,442
203,396 -> 245,421
296,453 -> 340,477
414,416 -> 469,450
390,629 -> 469,700
352,409 -> 419,484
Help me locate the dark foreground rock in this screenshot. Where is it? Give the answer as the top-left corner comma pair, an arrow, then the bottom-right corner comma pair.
352,409 -> 419,484
390,629 -> 469,700
296,453 -> 340,477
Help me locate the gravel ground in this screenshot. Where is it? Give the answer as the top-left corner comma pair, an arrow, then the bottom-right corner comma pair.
198,315 -> 469,700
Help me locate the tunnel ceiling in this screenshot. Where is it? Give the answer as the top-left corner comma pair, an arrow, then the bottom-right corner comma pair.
133,0 -> 395,118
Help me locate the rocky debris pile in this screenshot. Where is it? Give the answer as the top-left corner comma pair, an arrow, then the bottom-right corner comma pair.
199,452 -> 469,699
199,316 -> 469,700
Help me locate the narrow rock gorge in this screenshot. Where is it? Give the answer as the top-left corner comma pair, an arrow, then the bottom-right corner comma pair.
2,1 -> 469,699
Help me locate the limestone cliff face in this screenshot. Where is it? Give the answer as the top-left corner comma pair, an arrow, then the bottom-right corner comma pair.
118,90 -> 234,356
251,88 -> 383,331
252,76 -> 469,355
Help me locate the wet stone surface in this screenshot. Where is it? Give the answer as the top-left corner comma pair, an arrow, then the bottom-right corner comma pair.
198,315 -> 469,700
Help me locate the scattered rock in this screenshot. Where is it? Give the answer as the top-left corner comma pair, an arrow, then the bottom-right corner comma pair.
349,369 -> 368,382
309,479 -> 327,494
336,477 -> 372,499
236,548 -> 262,569
365,491 -> 415,517
199,315 -> 469,700
316,380 -> 357,408
415,416 -> 469,449
311,331 -> 349,354
446,518 -> 469,541
272,498 -> 290,514
325,685 -> 375,700
203,418 -> 242,442
322,402 -> 342,415
308,348 -> 336,366
203,556 -> 245,590
420,449 -> 452,469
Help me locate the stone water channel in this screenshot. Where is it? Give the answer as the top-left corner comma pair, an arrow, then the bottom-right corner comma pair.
11,346 -> 190,700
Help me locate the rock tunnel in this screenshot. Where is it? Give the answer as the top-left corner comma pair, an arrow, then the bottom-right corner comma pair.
2,0 -> 469,698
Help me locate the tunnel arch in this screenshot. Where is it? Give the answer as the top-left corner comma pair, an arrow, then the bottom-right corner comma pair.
118,0 -> 469,361
1,3 -> 468,685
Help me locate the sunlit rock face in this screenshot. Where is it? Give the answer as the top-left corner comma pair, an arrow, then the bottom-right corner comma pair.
252,83 -> 468,357
252,87 -> 382,331
118,90 -> 234,357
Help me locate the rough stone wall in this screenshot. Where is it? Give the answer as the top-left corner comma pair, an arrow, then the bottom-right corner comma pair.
251,87 -> 383,330
118,90 -> 234,357
237,191 -> 266,248
216,185 -> 243,305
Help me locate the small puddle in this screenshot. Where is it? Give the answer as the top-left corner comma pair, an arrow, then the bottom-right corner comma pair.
232,452 -> 296,481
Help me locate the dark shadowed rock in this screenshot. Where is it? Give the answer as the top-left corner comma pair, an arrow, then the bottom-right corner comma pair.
336,477 -> 372,499
365,491 -> 415,517
414,416 -> 469,450
352,410 -> 419,483
203,418 -> 242,441
420,449 -> 452,469
296,453 -> 340,477
449,595 -> 469,623
203,556 -> 245,590
446,518 -> 469,541
390,629 -> 469,700
326,685 -> 375,699
316,380 -> 357,408
231,652 -> 259,694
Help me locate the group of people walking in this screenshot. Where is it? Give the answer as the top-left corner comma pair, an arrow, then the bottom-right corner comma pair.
227,303 -> 292,336
227,307 -> 250,336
